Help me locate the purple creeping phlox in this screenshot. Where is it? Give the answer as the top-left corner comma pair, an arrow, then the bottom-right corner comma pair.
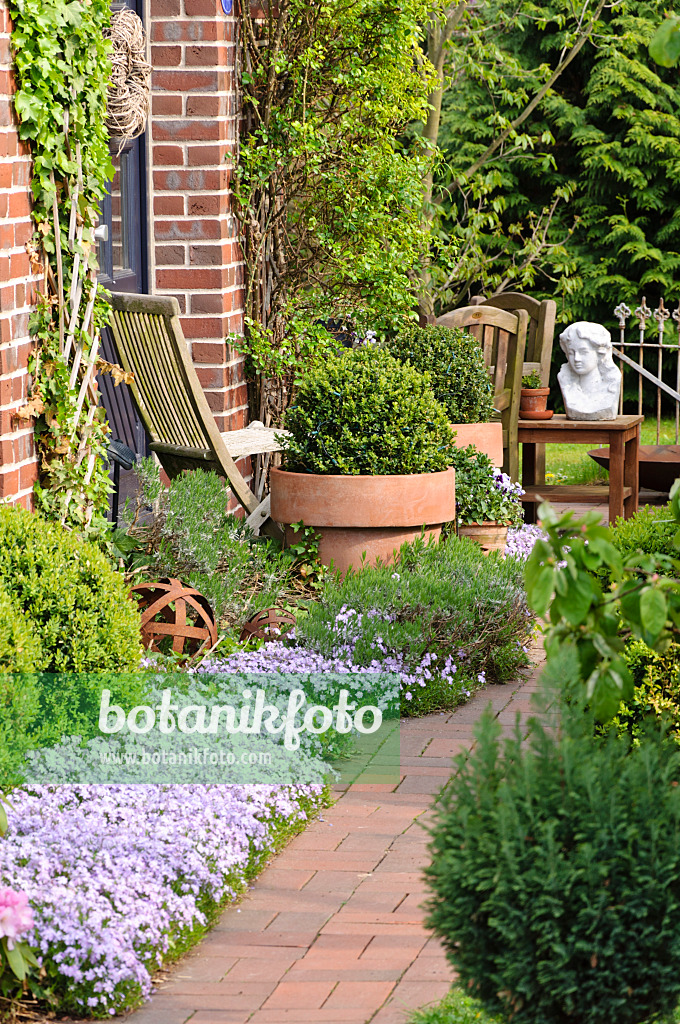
506,523 -> 545,560
201,606 -> 470,705
0,784 -> 324,1013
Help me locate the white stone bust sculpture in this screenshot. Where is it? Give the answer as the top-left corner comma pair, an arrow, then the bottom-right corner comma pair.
557,322 -> 621,420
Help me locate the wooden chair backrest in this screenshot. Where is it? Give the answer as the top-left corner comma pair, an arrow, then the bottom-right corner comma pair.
472,292 -> 556,385
108,292 -> 259,516
435,305 -> 528,404
435,304 -> 528,479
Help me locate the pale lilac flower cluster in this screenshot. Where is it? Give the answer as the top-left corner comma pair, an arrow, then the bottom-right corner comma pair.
0,784 -> 323,1013
205,607 -> 471,704
0,888 -> 33,949
506,523 -> 545,560
493,468 -> 525,500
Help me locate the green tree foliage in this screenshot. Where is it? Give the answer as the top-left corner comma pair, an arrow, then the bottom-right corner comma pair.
432,0 -> 680,325
235,0 -> 439,424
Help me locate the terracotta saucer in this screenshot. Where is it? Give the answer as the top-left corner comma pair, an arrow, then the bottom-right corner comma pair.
520,409 -> 554,420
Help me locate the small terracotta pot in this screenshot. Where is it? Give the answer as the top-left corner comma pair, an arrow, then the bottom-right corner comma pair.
450,421 -> 503,466
458,521 -> 508,554
520,387 -> 551,416
270,467 -> 456,575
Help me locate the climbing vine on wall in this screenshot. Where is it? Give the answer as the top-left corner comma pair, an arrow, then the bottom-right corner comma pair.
10,0 -> 124,536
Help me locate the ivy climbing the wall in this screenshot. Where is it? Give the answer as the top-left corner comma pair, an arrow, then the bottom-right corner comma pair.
10,0 -> 123,537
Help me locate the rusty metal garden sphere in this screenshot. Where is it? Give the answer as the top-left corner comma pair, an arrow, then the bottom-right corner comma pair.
129,577 -> 218,657
239,607 -> 297,643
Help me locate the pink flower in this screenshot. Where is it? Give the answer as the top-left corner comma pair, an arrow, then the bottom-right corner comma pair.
0,888 -> 33,948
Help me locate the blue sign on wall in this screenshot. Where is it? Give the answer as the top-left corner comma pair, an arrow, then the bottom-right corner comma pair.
221,0 -> 233,12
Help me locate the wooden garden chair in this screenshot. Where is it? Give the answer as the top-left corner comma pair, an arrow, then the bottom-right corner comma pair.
436,304 -> 529,480
472,292 -> 556,483
108,292 -> 286,538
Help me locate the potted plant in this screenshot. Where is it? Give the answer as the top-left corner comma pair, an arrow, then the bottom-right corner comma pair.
383,323 -> 502,464
270,347 -> 456,574
450,445 -> 524,553
520,369 -> 552,419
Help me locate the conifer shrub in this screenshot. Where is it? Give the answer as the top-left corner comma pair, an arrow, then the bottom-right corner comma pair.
383,323 -> 494,424
279,346 -> 454,475
0,506 -> 141,673
426,692 -> 680,1024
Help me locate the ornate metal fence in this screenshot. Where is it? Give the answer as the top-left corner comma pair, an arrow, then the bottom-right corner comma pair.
612,298 -> 680,443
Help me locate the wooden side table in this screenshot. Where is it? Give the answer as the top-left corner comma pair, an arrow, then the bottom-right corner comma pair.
519,414 -> 642,523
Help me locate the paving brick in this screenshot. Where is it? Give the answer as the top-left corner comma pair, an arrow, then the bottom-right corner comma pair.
262,979 -> 335,1009
121,1004 -> 191,1024
382,979 -> 453,1011
166,982 -> 276,1009
190,1014 -> 250,1024
170,955 -> 237,983
323,979 -> 396,1010
248,1012 -> 369,1023
287,966 -> 402,982
321,920 -> 428,937
223,956 -> 298,983
400,955 -> 455,982
123,659 -> 547,1024
262,910 -> 331,934
213,909 -> 278,931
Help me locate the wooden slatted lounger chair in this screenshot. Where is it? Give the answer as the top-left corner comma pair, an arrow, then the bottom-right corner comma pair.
108,292 -> 285,538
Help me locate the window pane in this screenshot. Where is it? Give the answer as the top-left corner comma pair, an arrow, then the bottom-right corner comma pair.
111,150 -> 132,273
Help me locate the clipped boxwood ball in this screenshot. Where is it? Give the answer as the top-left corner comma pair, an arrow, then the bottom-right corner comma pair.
384,323 -> 494,424
0,586 -> 41,673
280,346 -> 454,475
0,506 -> 141,673
426,706 -> 680,1024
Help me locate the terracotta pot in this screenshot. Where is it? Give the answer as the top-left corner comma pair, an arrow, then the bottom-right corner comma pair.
520,388 -> 551,415
270,467 -> 456,575
450,421 -> 503,466
458,521 -> 508,554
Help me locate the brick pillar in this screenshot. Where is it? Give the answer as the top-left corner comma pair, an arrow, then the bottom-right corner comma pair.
0,0 -> 38,509
149,0 -> 247,440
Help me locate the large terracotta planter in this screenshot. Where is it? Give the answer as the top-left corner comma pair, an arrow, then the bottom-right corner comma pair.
458,521 -> 508,554
451,422 -> 503,466
270,467 -> 456,575
520,388 -> 553,420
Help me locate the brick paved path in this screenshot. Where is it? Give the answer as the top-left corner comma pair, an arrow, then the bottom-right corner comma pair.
127,660 -> 543,1024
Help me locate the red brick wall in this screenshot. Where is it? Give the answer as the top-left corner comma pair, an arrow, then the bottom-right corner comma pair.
149,0 -> 248,436
0,0 -> 38,509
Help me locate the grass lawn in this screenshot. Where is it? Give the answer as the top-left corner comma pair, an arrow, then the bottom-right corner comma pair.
540,415 -> 679,486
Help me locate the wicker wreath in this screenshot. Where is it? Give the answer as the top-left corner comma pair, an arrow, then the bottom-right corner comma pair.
130,578 -> 218,657
104,8 -> 151,142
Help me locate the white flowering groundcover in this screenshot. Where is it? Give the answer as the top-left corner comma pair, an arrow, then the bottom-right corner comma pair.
0,783 -> 326,1015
